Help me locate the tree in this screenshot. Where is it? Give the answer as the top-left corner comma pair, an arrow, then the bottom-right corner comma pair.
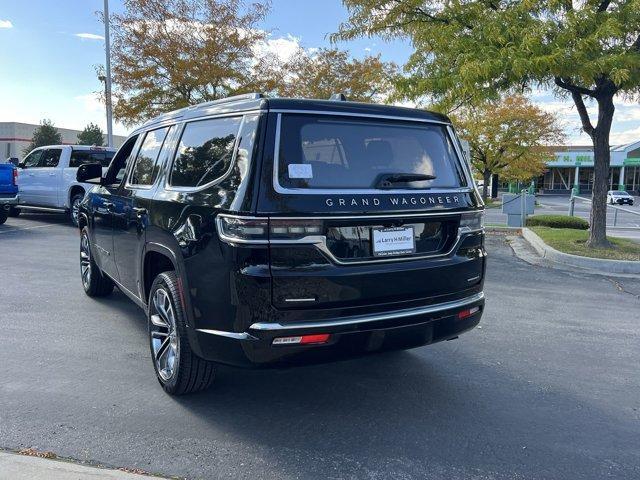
109,0 -> 277,126
454,96 -> 564,200
77,123 -> 104,146
24,119 -> 62,155
275,48 -> 398,102
335,0 -> 640,248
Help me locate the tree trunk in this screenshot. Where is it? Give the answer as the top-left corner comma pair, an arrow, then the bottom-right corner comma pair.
587,95 -> 615,248
482,169 -> 491,201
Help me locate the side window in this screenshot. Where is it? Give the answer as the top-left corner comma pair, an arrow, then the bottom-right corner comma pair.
129,127 -> 170,187
170,116 -> 242,188
41,148 -> 62,168
70,150 -> 113,168
69,150 -> 91,168
104,136 -> 139,186
22,150 -> 43,168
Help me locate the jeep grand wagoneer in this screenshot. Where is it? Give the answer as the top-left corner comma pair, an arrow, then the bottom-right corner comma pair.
76,93 -> 485,395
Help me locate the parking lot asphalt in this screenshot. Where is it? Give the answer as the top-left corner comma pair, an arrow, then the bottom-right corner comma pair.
1,213 -> 639,480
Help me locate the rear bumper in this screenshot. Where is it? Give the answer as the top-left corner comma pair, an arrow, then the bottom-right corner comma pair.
191,291 -> 484,367
0,194 -> 19,208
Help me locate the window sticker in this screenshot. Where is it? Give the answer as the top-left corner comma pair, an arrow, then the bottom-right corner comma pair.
288,163 -> 313,179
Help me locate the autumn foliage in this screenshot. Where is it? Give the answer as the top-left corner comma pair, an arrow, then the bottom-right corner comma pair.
453,96 -> 564,199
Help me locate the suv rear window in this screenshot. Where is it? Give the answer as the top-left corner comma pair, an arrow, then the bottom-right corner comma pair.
70,150 -> 114,168
277,115 -> 466,190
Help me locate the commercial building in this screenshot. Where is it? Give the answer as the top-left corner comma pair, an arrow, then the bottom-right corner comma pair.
0,122 -> 126,160
536,140 -> 640,194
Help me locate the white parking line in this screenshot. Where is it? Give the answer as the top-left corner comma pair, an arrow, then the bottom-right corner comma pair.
0,224 -> 57,234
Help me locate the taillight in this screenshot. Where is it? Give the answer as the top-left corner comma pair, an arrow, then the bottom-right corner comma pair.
272,334 -> 330,346
269,219 -> 323,240
216,215 -> 268,243
12,168 -> 18,186
459,211 -> 484,232
217,215 -> 323,244
458,306 -> 480,319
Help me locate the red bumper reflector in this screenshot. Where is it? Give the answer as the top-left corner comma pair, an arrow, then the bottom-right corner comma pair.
458,306 -> 480,320
273,333 -> 330,346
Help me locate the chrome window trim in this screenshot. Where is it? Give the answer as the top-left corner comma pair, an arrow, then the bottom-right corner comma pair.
249,292 -> 485,331
164,115 -> 246,193
272,112 -> 472,195
131,109 -> 262,137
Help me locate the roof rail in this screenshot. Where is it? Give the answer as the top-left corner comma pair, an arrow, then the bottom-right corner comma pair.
329,93 -> 347,101
191,93 -> 265,110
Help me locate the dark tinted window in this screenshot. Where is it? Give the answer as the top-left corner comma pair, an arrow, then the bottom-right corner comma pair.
129,127 -> 170,186
70,150 -> 114,168
278,115 -> 465,190
41,148 -> 62,168
170,117 -> 241,188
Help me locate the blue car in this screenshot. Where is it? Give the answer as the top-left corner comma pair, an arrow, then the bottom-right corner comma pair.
0,161 -> 19,224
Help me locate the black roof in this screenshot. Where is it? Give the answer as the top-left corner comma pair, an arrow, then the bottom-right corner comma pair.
134,93 -> 451,134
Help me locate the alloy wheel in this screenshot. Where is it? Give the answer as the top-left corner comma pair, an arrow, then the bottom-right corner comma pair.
150,288 -> 180,381
80,233 -> 91,289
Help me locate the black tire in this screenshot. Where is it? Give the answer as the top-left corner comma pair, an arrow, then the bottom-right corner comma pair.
70,193 -> 84,227
0,210 -> 7,225
148,271 -> 216,395
80,227 -> 114,297
8,207 -> 20,217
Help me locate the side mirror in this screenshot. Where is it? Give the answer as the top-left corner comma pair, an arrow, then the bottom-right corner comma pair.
77,162 -> 103,185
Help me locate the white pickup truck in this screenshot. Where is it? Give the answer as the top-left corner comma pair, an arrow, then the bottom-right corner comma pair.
15,145 -> 116,225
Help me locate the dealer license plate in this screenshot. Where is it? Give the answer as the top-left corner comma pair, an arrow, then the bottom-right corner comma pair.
372,226 -> 416,257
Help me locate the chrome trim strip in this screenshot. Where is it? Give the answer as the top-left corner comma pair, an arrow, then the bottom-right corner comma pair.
250,292 -> 485,331
195,329 -> 254,340
272,113 -> 472,195
215,213 -> 484,262
284,298 -> 316,303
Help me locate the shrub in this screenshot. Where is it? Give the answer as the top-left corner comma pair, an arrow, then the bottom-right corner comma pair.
526,215 -> 589,230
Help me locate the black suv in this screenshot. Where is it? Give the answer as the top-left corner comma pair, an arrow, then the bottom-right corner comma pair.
77,93 -> 486,395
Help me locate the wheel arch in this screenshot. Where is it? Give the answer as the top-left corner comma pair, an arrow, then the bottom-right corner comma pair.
68,184 -> 86,208
142,243 -> 182,307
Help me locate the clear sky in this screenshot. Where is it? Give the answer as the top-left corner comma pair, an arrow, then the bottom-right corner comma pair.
0,0 -> 639,145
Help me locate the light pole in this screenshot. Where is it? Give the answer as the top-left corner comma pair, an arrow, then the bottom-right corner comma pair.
103,0 -> 113,148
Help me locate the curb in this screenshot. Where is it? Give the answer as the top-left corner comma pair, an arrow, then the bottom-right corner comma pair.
521,228 -> 640,274
485,226 -> 522,234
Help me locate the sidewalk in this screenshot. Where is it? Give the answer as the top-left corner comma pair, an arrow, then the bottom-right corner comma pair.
0,451 -> 165,480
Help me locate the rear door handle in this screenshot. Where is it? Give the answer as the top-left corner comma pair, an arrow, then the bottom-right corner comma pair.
49,172 -> 56,176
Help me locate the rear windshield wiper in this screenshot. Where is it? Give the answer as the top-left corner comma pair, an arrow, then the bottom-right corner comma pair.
375,173 -> 437,189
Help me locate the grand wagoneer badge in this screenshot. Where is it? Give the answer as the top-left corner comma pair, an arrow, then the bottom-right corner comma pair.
325,195 -> 461,208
